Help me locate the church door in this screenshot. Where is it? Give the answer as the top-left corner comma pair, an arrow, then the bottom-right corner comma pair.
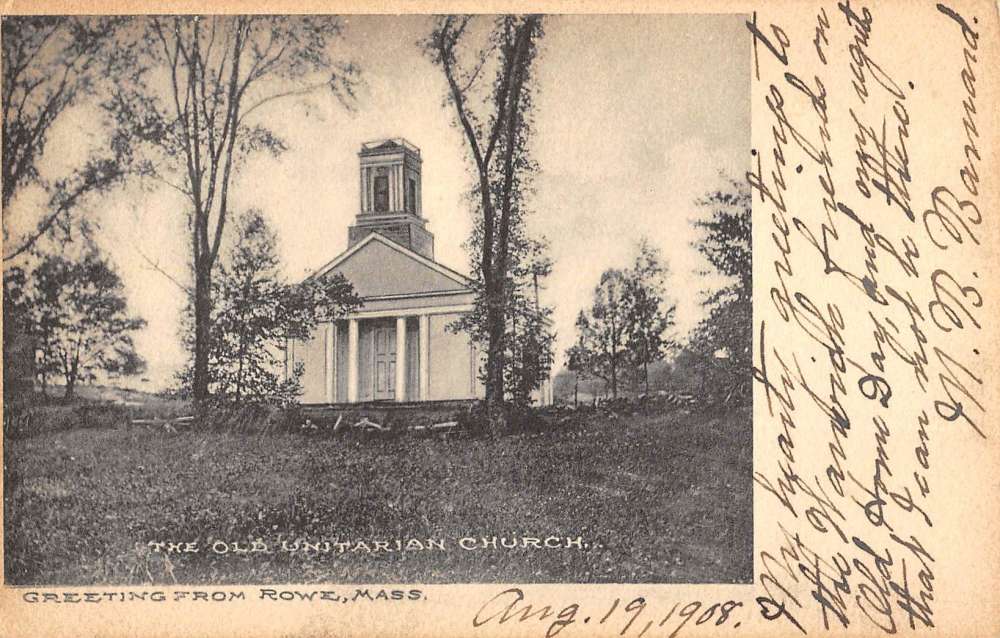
372,323 -> 396,400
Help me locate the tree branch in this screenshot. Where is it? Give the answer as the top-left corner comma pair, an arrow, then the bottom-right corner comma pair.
237,81 -> 330,126
135,245 -> 191,294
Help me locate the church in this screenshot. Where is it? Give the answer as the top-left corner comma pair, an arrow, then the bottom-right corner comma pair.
286,138 -> 551,406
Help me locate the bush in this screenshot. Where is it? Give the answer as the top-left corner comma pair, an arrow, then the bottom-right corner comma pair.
3,409 -> 32,440
454,400 -> 489,434
453,400 -> 547,436
505,401 -> 546,432
3,403 -> 132,439
73,403 -> 133,429
196,403 -> 301,434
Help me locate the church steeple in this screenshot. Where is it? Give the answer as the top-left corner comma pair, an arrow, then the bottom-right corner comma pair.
348,138 -> 434,259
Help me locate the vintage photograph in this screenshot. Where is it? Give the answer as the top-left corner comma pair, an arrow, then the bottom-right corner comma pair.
2,13 -> 751,586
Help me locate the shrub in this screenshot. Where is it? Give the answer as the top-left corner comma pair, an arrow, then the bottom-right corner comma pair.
3,403 -> 132,439
195,403 -> 300,434
453,400 -> 547,436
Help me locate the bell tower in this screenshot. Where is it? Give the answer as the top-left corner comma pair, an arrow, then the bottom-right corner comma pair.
348,138 -> 434,259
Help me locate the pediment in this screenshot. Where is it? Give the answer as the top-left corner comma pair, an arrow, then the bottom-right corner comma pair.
311,233 -> 470,299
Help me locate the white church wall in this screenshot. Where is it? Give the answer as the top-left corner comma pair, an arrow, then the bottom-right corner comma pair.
428,313 -> 477,400
295,324 -> 327,404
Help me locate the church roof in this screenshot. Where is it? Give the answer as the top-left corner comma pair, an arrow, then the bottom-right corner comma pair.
306,232 -> 472,300
359,138 -> 421,157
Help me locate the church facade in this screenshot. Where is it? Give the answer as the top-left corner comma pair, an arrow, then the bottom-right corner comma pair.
287,139 -> 490,405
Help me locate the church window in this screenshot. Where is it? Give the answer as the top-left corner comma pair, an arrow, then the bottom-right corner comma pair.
374,175 -> 389,212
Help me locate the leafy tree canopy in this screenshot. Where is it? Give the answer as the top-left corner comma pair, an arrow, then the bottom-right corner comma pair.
28,248 -> 146,399
177,210 -> 360,405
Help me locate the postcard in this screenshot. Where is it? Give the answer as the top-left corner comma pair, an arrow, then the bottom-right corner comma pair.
1,1 -> 997,636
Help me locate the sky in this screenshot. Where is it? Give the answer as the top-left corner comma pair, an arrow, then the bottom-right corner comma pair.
18,14 -> 749,391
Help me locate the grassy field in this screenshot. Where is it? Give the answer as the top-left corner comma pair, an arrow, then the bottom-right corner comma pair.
4,404 -> 751,585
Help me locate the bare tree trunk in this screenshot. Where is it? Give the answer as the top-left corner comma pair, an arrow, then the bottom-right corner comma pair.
485,297 -> 506,434
193,259 -> 212,405
611,360 -> 617,400
64,365 -> 77,401
644,352 -> 649,396
235,348 -> 244,405
235,320 -> 249,405
429,15 -> 543,435
64,339 -> 82,401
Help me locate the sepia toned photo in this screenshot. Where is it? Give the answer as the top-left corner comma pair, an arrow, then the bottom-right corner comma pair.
3,1 -> 1000,637
1,13 -> 753,588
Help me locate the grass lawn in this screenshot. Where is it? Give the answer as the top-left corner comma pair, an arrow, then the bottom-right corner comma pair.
3,404 -> 751,585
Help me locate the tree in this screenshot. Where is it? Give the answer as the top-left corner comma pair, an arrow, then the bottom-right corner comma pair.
178,210 -> 360,405
109,15 -> 359,405
565,311 -> 594,406
452,219 -> 556,406
567,240 -> 677,399
504,237 -> 556,403
28,249 -> 146,400
2,16 -> 133,262
2,266 -> 35,405
687,178 -> 752,404
2,16 -> 133,406
622,239 -> 676,394
574,268 -> 630,399
424,14 -> 545,432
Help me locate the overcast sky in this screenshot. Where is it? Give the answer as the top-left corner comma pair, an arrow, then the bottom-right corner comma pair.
26,14 -> 749,391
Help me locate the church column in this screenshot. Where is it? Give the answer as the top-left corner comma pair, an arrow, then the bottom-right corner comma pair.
391,165 -> 398,211
360,168 -> 367,212
418,314 -> 430,400
347,318 -> 359,403
395,316 -> 407,402
396,165 -> 404,211
395,165 -> 401,210
324,322 -> 335,403
364,167 -> 371,212
388,166 -> 396,211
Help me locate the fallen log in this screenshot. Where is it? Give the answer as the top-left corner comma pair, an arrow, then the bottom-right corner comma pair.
430,421 -> 458,430
353,417 -> 386,431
